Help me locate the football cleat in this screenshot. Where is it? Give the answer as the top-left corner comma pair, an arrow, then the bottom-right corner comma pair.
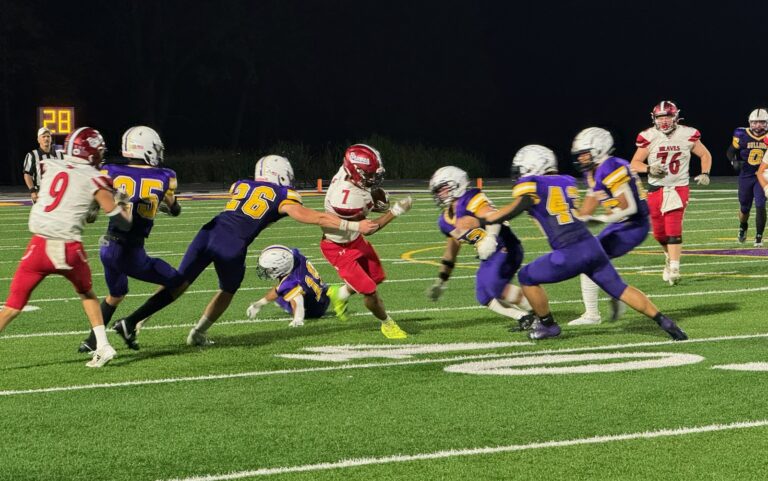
568,314 -> 602,326
113,319 -> 140,350
528,321 -> 561,340
327,285 -> 349,322
187,328 -> 214,347
381,319 -> 407,339
667,268 -> 681,286
86,344 -> 117,368
609,298 -> 627,322
655,315 -> 688,341
78,337 -> 96,354
662,258 -> 671,283
738,229 -> 747,244
755,235 -> 763,248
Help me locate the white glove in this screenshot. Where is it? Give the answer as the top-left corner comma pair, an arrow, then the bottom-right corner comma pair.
289,319 -> 304,328
114,190 -> 131,206
694,173 -> 710,186
476,234 -> 497,260
426,279 -> 448,301
648,163 -> 666,177
246,299 -> 268,319
390,196 -> 413,217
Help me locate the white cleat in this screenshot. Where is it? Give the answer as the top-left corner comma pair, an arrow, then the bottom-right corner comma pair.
86,344 -> 117,368
568,314 -> 602,326
288,319 -> 304,328
187,328 -> 214,347
667,268 -> 681,286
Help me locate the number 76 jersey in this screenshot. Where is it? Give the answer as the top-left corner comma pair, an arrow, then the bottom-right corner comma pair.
636,125 -> 701,187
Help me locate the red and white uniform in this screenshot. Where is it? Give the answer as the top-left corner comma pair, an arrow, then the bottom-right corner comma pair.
4,156 -> 112,309
320,168 -> 384,295
636,125 -> 701,241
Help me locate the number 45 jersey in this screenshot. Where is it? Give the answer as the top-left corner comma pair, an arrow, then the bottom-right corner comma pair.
635,125 -> 701,188
274,248 -> 330,318
103,163 -> 177,245
29,156 -> 113,242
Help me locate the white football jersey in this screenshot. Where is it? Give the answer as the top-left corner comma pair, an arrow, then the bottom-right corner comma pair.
323,167 -> 374,243
636,125 -> 701,187
29,156 -> 112,241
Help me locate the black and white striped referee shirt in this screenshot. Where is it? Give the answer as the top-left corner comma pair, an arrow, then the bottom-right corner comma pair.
23,147 -> 62,189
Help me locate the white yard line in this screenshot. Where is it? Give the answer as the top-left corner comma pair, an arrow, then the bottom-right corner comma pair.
158,419 -> 768,481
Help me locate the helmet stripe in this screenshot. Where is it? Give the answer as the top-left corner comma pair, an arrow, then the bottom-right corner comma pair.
67,127 -> 88,156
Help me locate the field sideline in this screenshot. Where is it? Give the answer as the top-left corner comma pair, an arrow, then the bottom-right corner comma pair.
1,180 -> 767,481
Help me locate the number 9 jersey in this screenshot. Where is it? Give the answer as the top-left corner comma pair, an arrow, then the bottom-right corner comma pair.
635,125 -> 701,187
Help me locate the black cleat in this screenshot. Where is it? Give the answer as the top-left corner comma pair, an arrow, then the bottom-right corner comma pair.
656,315 -> 688,341
509,313 -> 537,332
738,229 -> 746,244
113,319 -> 140,350
77,331 -> 97,354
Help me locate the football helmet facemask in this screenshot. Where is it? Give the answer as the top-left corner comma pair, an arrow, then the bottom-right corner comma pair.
122,126 -> 164,166
343,144 -> 385,189
571,127 -> 614,173
511,145 -> 558,180
254,155 -> 295,187
429,166 -> 470,208
256,245 -> 295,280
749,108 -> 768,136
651,101 -> 680,134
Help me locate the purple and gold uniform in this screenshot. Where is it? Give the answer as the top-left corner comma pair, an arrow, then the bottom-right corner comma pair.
178,180 -> 302,293
514,175 -> 628,300
438,188 -> 523,305
274,249 -> 330,318
732,127 -> 768,213
586,156 -> 650,259
99,163 -> 181,296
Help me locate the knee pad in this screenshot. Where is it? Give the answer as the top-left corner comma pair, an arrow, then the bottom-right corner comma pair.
666,236 -> 682,245
653,235 -> 668,245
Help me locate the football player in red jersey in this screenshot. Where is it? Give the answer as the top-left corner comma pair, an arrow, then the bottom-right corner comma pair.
630,101 -> 712,286
321,144 -> 413,339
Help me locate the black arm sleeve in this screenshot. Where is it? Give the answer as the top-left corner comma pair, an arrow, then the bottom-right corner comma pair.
168,199 -> 182,217
484,195 -> 535,225
726,145 -> 739,164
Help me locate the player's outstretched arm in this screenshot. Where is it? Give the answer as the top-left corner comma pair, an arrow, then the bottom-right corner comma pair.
246,287 -> 278,319
94,188 -> 132,230
281,203 -> 378,234
427,237 -> 460,301
692,140 -> 712,185
288,295 -> 306,327
367,196 -> 413,234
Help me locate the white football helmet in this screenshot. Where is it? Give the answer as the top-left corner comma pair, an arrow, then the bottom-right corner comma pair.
749,108 -> 768,135
122,126 -> 164,166
511,145 -> 558,179
254,155 -> 295,186
429,166 -> 470,208
257,245 -> 295,280
571,127 -> 614,172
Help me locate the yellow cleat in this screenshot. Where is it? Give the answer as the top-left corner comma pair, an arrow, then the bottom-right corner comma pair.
327,285 -> 349,322
381,319 -> 407,339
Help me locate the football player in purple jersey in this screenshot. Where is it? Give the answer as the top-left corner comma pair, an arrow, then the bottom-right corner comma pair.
78,126 -> 183,353
728,108 -> 768,246
456,145 -> 686,341
426,166 -> 530,323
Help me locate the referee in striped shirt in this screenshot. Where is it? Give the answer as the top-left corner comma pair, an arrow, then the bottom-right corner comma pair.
23,127 -> 62,203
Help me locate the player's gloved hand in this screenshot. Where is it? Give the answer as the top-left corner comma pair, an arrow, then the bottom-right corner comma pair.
85,200 -> 100,223
694,173 -> 710,186
731,159 -> 743,172
648,163 -> 666,177
426,279 -> 448,301
289,318 -> 304,328
476,235 -> 497,260
114,190 -> 131,206
157,203 -> 172,215
246,301 -> 266,319
390,196 -> 413,217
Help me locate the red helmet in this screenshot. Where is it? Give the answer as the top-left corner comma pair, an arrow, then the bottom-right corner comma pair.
64,127 -> 106,165
651,101 -> 680,134
343,144 -> 385,188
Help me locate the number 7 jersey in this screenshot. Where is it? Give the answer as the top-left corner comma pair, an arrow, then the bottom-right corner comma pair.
636,125 -> 701,187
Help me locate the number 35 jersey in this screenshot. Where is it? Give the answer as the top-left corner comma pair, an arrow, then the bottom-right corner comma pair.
212,179 -> 302,244
513,174 -> 592,250
635,125 -> 701,188
103,163 -> 177,244
29,156 -> 113,242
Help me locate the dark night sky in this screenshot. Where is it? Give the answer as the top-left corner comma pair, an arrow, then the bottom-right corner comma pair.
0,0 -> 764,183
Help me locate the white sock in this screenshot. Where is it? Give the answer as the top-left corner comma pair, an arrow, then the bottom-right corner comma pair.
502,284 -> 531,310
488,299 -> 527,320
381,315 -> 394,325
338,285 -> 353,301
670,260 -> 680,271
194,315 -> 215,333
580,274 -> 600,319
93,325 -> 108,349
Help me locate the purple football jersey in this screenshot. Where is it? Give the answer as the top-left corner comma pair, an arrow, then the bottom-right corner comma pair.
587,156 -> 649,222
274,248 -> 330,318
438,188 -> 521,250
732,127 -> 768,177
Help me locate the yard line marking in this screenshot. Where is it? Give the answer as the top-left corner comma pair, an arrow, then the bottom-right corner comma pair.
2,332 -> 768,396
158,419 -> 768,481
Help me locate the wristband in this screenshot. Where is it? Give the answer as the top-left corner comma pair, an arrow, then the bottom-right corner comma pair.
438,272 -> 450,282
29,187 -> 39,193
478,218 -> 488,229
338,220 -> 360,232
441,259 -> 455,269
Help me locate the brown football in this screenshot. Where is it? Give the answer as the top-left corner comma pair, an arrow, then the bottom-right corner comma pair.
371,188 -> 390,213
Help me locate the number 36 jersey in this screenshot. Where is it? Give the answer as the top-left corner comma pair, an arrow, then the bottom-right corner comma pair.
212,179 -> 302,244
635,125 -> 701,188
29,156 -> 113,242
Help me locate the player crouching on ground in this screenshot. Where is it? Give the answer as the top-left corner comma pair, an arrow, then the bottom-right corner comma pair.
568,127 -> 650,326
426,166 -> 531,325
456,145 -> 687,342
246,245 -> 332,327
0,127 -> 132,367
320,144 -> 413,339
